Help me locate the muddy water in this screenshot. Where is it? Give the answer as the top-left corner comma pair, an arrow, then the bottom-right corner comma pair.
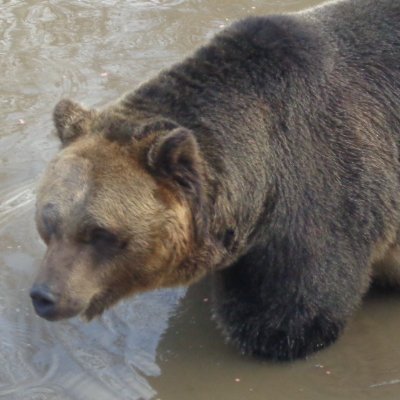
1,0 -> 400,399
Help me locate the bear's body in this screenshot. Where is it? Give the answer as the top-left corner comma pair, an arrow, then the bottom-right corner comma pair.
31,0 -> 400,360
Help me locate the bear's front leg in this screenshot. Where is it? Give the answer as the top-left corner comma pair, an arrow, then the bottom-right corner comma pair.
211,244 -> 366,361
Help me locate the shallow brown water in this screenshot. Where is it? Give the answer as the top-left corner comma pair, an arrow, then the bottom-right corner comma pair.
1,0 -> 400,399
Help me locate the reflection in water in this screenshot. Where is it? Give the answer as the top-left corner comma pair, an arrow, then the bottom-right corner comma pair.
2,0 -> 400,399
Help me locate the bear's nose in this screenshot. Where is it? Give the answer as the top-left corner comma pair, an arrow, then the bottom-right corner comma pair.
30,284 -> 59,320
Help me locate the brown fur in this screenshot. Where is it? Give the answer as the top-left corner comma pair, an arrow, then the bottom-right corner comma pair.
31,0 -> 400,360
33,124 -> 207,320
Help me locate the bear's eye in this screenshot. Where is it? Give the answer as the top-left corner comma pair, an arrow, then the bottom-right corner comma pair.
39,203 -> 59,243
89,228 -> 120,248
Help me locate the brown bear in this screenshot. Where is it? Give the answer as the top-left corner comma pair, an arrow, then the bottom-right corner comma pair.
31,0 -> 400,360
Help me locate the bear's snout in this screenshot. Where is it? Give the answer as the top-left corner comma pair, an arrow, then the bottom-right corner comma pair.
30,284 -> 59,320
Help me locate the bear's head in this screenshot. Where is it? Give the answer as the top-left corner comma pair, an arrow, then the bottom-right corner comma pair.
30,99 -> 209,321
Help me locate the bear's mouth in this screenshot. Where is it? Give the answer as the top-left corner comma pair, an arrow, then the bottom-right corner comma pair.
82,290 -> 116,321
30,285 -> 116,322
31,300 -> 85,321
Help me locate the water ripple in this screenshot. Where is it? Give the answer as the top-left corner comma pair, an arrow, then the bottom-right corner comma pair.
0,181 -> 35,228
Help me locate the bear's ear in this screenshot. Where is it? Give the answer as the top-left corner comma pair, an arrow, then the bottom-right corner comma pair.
147,128 -> 203,190
53,99 -> 93,145
148,127 -> 209,242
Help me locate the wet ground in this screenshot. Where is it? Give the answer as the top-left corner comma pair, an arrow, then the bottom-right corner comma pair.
1,0 -> 400,399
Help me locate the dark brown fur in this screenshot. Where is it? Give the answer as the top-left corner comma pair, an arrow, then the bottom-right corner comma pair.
31,0 -> 400,360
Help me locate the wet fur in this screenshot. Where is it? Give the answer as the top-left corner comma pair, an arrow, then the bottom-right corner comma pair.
35,0 -> 400,360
